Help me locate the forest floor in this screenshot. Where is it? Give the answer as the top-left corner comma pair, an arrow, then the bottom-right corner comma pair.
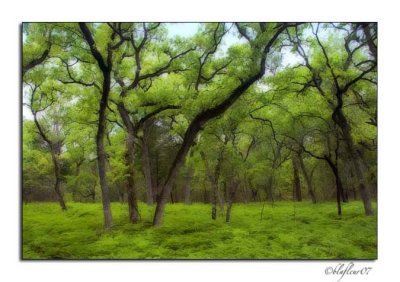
22,201 -> 377,259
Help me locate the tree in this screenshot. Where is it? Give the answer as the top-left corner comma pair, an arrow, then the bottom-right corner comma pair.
78,22 -> 119,229
22,23 -> 52,76
23,120 -> 55,203
291,152 -> 302,202
152,23 -> 298,226
22,22 -> 377,230
286,23 -> 376,215
23,80 -> 67,210
105,23 -> 193,222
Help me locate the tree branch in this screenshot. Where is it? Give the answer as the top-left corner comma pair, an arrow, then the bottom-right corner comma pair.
23,43 -> 51,75
79,23 -> 109,72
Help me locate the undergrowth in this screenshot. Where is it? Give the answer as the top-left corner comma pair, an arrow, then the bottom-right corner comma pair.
22,201 -> 377,259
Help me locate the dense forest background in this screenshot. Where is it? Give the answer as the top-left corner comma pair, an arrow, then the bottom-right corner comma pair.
22,22 -> 377,230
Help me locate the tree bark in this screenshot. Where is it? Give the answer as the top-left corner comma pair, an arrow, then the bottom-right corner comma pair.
79,22 -> 114,229
265,174 -> 274,202
297,152 -> 317,203
265,149 -> 282,203
32,112 -> 66,210
200,150 -> 223,220
50,150 -> 67,210
361,23 -> 377,61
325,157 -> 344,217
23,43 -> 51,75
292,154 -> 302,202
333,106 -> 373,215
225,180 -> 238,223
203,181 -> 208,203
117,104 -> 140,223
96,85 -> 113,228
241,184 -> 249,204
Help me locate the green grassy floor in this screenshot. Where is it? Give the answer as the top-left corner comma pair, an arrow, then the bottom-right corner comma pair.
22,201 -> 377,259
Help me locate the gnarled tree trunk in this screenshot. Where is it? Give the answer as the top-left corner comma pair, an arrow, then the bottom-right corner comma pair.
50,149 -> 67,210
32,111 -> 66,210
333,107 -> 373,215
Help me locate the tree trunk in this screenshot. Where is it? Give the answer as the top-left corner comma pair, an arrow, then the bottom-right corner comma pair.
251,189 -> 258,201
200,152 -> 218,220
79,23 -> 114,229
325,157 -> 344,217
95,68 -> 114,225
97,126 -> 113,228
297,152 -> 316,203
225,180 -> 238,223
203,182 -> 208,203
200,150 -> 222,220
211,187 -> 217,220
292,155 -> 302,202
95,79 -> 114,228
333,107 -> 373,215
361,23 -> 377,60
266,174 -> 274,202
345,162 -> 359,202
153,123 -> 200,226
241,184 -> 249,203
32,113 -> 67,211
153,171 -> 183,226
75,159 -> 83,176
50,150 -> 67,210
219,181 -> 226,214
118,104 -> 140,223
336,182 -> 342,217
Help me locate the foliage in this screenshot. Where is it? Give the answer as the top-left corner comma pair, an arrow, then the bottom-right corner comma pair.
22,22 -> 377,243
23,201 -> 377,259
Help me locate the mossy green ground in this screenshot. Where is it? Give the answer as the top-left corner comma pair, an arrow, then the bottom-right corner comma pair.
22,201 -> 377,259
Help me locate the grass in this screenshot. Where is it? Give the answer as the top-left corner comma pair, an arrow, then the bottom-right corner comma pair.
22,201 -> 377,259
